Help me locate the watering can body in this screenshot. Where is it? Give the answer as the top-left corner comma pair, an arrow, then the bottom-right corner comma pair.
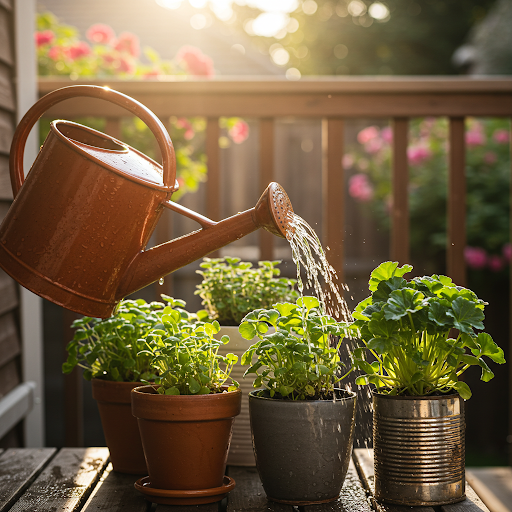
0,86 -> 293,318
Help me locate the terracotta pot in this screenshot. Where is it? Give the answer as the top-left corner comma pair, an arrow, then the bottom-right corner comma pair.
91,379 -> 146,474
249,389 -> 357,505
131,385 -> 242,491
216,326 -> 260,466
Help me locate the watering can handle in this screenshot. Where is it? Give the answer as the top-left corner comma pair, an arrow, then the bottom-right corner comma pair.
9,85 -> 177,197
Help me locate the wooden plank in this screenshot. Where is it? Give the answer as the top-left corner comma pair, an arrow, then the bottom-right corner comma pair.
391,118 -> 410,265
353,448 -> 435,512
465,468 -> 512,512
259,118 -> 274,261
82,463 -> 150,512
227,466 -> 293,512
0,312 -> 19,367
9,447 -> 109,512
155,503 -> 218,512
0,155 -> 13,200
0,382 -> 35,439
303,459 -> 372,512
0,359 -> 20,398
0,268 -> 19,315
442,485 -> 491,512
0,8 -> 13,66
0,63 -> 15,112
0,110 -> 13,155
323,118 -> 345,288
447,117 -> 467,287
39,91 -> 512,119
0,447 -> 56,512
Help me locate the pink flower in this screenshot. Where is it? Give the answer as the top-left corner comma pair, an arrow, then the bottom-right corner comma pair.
364,137 -> 383,154
493,129 -> 509,144
484,151 -> 497,164
502,243 -> 511,261
488,255 -> 504,272
143,69 -> 161,78
114,32 -> 140,58
381,126 -> 393,144
48,46 -> 63,60
229,120 -> 249,144
464,246 -> 487,269
466,129 -> 485,147
176,118 -> 195,140
115,56 -> 135,74
342,154 -> 354,169
349,173 -> 374,202
176,46 -> 214,78
67,41 -> 91,60
86,24 -> 115,45
35,30 -> 55,47
407,145 -> 432,166
357,126 -> 379,144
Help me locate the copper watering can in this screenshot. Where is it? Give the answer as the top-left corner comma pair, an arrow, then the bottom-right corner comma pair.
0,85 -> 294,318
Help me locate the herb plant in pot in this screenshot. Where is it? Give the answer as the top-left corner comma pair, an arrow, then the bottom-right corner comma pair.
350,261 -> 506,507
239,296 -> 356,505
131,311 -> 241,506
63,297 -> 171,474
195,257 -> 297,466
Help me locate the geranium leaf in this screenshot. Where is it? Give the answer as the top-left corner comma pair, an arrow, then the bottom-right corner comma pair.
369,261 -> 412,291
446,297 -> 484,333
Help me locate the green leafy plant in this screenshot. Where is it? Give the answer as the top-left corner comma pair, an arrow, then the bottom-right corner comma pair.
195,257 -> 298,326
238,296 -> 351,400
63,297 -> 175,382
350,261 -> 506,399
140,308 -> 239,396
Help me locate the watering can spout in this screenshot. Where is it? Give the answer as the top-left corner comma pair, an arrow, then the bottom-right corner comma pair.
116,182 -> 294,300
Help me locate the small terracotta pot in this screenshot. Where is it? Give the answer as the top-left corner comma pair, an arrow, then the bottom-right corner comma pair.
91,379 -> 146,474
131,385 -> 242,491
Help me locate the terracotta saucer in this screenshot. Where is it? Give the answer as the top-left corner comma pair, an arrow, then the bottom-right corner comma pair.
134,475 -> 236,505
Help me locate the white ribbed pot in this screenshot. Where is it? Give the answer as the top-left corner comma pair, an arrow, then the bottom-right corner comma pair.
216,326 -> 259,466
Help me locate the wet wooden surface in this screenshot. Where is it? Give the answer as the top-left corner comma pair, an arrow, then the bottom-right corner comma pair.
0,448 -> 492,512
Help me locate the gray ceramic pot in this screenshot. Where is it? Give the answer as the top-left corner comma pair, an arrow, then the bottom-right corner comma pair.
249,389 -> 357,505
373,392 -> 465,506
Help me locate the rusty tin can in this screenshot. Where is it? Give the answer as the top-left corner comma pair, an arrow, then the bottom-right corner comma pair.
373,392 -> 465,506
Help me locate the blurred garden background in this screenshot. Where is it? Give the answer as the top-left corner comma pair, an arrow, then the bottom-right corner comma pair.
35,0 -> 512,466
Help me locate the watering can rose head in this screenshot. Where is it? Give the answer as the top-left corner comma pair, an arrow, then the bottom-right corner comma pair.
238,296 -> 353,400
349,261 -> 506,399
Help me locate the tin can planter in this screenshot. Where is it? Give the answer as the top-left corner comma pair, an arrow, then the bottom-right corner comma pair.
91,379 -> 146,474
131,385 -> 241,505
373,392 -> 465,506
249,389 -> 357,505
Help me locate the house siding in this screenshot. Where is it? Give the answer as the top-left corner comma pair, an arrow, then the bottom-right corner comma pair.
0,0 -> 23,448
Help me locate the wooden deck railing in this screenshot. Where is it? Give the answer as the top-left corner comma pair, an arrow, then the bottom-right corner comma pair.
38,76 -> 512,447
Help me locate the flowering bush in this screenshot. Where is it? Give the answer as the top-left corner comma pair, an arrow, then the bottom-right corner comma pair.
36,12 -> 249,201
346,118 -> 510,276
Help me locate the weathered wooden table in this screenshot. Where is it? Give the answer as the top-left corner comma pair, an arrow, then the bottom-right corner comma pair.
0,447 -> 491,512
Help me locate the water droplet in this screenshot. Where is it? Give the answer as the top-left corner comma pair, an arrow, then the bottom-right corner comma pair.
159,277 -> 164,285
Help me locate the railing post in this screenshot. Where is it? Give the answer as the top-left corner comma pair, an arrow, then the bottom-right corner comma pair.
105,118 -> 122,140
206,118 -> 221,257
322,118 -> 345,286
447,117 -> 467,287
391,118 -> 410,265
259,118 -> 274,261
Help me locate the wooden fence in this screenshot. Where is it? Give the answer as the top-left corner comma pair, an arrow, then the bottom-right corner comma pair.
37,77 -> 512,455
